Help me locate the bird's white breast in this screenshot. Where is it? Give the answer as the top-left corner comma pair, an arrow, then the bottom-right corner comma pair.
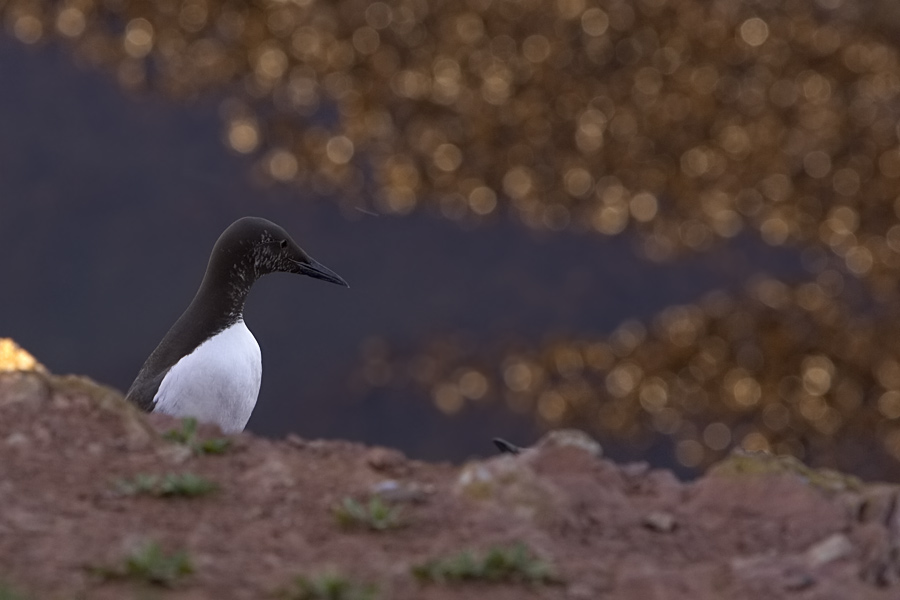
153,320 -> 262,433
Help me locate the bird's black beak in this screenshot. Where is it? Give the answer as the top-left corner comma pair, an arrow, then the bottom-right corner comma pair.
293,257 -> 349,287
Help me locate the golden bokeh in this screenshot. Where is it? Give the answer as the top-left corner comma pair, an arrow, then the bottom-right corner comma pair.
353,276 -> 900,475
1,0 -> 898,294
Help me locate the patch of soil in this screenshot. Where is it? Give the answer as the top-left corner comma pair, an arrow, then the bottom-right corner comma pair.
1,371 -> 900,599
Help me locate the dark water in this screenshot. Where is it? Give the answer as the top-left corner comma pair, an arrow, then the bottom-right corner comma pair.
0,37 -> 807,465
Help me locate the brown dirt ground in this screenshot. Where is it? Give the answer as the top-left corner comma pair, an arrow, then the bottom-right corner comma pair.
1,371 -> 900,600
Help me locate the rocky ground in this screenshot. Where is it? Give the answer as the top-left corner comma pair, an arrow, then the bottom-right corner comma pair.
1,370 -> 900,600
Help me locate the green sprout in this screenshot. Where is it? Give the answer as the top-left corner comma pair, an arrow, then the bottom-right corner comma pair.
280,572 -> 378,600
91,542 -> 193,587
117,473 -> 218,497
162,417 -> 198,444
163,417 -> 232,455
412,543 -> 559,585
332,496 -> 402,531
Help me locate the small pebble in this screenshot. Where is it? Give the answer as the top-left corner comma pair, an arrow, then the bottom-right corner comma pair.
365,447 -> 406,472
285,433 -> 307,448
536,429 -> 603,457
642,511 -> 676,532
4,432 -> 29,448
806,533 -> 854,568
621,462 -> 651,478
371,479 -> 432,503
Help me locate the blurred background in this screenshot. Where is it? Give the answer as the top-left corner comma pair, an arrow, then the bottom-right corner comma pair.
3,0 -> 900,480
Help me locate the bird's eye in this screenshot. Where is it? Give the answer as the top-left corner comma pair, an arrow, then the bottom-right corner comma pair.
280,240 -> 287,249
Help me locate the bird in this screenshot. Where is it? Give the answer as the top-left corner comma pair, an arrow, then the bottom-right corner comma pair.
125,216 -> 348,433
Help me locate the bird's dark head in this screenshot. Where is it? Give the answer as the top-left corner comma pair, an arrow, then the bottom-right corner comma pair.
213,217 -> 349,287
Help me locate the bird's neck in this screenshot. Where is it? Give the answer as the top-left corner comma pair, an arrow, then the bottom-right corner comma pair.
190,254 -> 258,328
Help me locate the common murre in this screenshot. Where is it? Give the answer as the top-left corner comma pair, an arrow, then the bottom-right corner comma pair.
125,217 -> 348,432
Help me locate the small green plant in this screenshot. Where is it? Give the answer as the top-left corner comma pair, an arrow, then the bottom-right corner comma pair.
280,572 -> 377,600
157,473 -> 219,496
115,473 -> 159,495
163,417 -> 232,455
197,437 -> 231,454
162,417 -> 198,444
332,496 -> 402,531
117,473 -> 218,497
412,543 -> 559,584
92,542 -> 193,587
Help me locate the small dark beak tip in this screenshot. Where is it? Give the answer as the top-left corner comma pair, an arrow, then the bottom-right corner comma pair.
326,272 -> 350,288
